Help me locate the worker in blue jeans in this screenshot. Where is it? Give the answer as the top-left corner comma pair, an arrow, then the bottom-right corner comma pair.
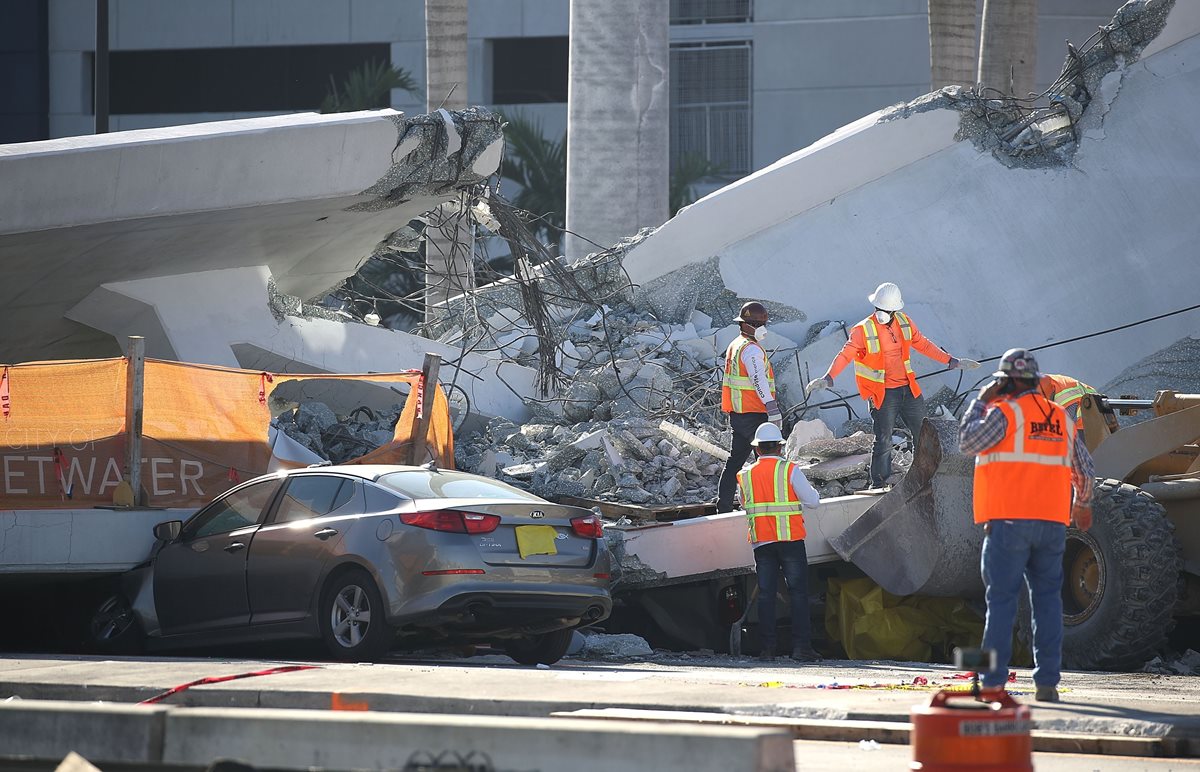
737,423 -> 823,662
959,348 -> 1094,701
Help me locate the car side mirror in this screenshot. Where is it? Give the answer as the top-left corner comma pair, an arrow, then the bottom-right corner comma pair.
154,520 -> 182,542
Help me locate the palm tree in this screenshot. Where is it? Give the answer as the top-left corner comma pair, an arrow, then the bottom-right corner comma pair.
669,153 -> 723,216
321,59 -> 419,113
502,112 -> 722,242
977,0 -> 1039,97
928,0 -> 977,90
501,113 -> 567,241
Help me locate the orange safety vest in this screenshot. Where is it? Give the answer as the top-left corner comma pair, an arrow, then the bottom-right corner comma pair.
973,392 -> 1074,525
1039,373 -> 1096,431
851,312 -> 919,409
722,336 -> 775,414
737,456 -> 806,544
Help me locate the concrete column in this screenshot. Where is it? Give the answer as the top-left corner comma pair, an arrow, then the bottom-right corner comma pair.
977,0 -> 1038,98
424,0 -> 472,324
564,0 -> 669,260
928,0 -> 977,90
425,0 -> 467,111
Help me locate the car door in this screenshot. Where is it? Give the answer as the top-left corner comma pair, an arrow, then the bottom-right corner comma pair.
245,474 -> 363,625
153,478 -> 282,635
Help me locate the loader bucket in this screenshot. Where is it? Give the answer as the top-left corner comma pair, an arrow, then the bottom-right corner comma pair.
829,419 -> 984,599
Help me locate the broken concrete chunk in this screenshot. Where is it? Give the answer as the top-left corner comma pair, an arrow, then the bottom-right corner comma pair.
546,445 -> 586,472
295,402 -> 338,435
791,431 -> 874,460
502,461 -> 546,479
802,452 -> 872,483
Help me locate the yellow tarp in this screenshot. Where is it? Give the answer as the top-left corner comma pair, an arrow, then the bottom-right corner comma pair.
1,357 -> 454,509
825,576 -> 986,663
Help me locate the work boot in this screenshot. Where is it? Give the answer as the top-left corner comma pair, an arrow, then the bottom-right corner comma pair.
1035,685 -> 1060,703
758,646 -> 776,662
791,647 -> 823,663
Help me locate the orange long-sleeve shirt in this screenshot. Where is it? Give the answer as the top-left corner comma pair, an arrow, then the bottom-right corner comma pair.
828,315 -> 951,386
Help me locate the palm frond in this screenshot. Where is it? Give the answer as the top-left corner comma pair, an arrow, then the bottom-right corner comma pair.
499,111 -> 567,241
322,60 -> 421,113
669,153 -> 724,216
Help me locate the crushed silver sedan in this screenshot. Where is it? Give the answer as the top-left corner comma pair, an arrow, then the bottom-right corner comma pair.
89,465 -> 612,664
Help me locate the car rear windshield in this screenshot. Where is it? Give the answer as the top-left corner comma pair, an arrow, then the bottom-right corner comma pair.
377,471 -> 544,502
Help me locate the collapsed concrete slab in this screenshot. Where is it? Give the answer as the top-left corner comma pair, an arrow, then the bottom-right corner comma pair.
0,107 -> 537,423
621,0 -> 1200,427
0,107 -> 504,367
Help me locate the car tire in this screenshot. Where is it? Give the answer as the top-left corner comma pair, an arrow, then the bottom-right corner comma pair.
88,594 -> 144,655
319,568 -> 394,661
503,628 -> 574,665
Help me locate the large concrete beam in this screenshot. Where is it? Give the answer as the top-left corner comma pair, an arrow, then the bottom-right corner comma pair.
0,700 -> 797,772
0,109 -> 503,363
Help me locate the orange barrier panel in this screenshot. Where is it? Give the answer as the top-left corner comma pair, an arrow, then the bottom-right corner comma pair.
1,357 -> 453,509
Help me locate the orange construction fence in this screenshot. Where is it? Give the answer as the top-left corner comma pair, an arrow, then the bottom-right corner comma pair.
0,357 -> 453,509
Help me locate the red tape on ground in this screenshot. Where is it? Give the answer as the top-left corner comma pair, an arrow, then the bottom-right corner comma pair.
138,664 -> 321,705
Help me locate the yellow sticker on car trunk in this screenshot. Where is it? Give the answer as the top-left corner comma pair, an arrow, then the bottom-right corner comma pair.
516,525 -> 559,559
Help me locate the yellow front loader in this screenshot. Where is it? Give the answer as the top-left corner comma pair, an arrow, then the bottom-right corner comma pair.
831,391 -> 1200,671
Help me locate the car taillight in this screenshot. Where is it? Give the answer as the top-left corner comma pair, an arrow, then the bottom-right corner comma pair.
570,514 -> 604,539
400,510 -> 501,534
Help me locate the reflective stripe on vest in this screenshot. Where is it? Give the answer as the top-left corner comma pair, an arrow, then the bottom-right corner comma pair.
852,312 -> 916,404
973,394 -> 1074,524
738,457 -> 806,544
722,337 -> 775,414
977,401 -> 1073,468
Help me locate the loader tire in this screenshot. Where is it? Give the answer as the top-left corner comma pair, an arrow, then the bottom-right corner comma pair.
1060,479 -> 1180,671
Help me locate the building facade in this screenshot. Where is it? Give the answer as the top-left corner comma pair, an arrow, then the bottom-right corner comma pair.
6,0 -> 1117,179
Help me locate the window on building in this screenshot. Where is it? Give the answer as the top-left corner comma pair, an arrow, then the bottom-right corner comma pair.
106,43 -> 390,114
670,41 -> 751,176
490,36 -> 568,103
670,0 -> 752,25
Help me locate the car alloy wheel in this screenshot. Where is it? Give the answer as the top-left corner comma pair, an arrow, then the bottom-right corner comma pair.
330,584 -> 373,649
88,594 -> 143,654
319,568 -> 393,661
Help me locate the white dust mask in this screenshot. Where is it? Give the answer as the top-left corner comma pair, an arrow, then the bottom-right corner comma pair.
874,310 -> 893,325
754,325 -> 768,341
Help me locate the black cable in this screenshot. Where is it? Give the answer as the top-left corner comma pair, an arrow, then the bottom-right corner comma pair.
799,300 -> 1200,414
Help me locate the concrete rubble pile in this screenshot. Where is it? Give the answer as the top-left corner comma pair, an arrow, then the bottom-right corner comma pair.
1143,649 -> 1200,676
271,402 -> 404,464
434,232 -> 917,506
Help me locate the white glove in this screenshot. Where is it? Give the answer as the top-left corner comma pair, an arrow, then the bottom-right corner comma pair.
951,357 -> 981,370
806,376 -> 832,396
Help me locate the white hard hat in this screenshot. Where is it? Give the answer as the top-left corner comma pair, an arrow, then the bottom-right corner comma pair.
868,282 -> 904,311
751,422 -> 785,446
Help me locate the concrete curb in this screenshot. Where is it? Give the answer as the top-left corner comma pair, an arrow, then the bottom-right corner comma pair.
0,699 -> 796,772
3,677 -> 1197,758
552,708 -> 1199,758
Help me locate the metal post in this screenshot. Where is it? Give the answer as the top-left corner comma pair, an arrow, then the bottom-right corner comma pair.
125,336 -> 145,505
95,0 -> 109,133
411,353 -> 442,465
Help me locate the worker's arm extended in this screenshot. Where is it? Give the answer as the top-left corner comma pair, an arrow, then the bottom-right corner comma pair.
741,343 -> 782,423
825,327 -> 865,380
958,397 -> 1008,455
908,320 -> 952,364
790,466 -> 821,510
